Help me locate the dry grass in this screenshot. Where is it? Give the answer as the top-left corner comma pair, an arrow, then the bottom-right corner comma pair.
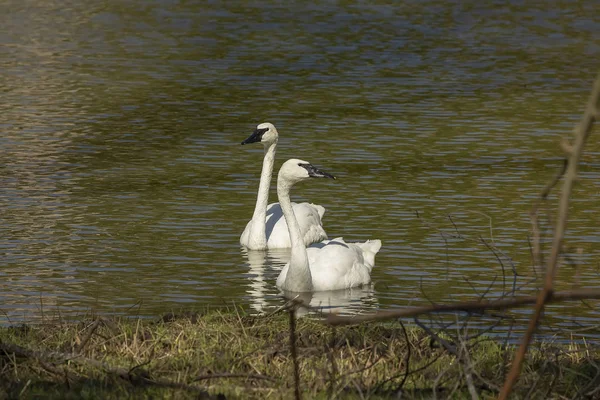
1,307 -> 599,399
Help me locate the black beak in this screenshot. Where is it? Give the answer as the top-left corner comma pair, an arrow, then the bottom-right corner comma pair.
300,163 -> 337,180
241,128 -> 268,145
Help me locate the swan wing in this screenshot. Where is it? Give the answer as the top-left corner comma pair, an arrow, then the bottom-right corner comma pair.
294,202 -> 328,245
352,239 -> 382,271
306,238 -> 375,291
265,202 -> 328,248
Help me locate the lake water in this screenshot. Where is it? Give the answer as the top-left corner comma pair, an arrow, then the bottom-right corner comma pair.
1,0 -> 600,336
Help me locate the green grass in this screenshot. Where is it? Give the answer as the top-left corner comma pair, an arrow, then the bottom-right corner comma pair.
1,307 -> 599,399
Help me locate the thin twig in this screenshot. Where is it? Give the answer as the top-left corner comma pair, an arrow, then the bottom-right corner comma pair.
455,317 -> 480,400
396,319 -> 411,392
326,325 -> 338,399
479,236 -> 507,296
193,373 -> 277,383
373,340 -> 445,392
529,158 -> 569,269
289,306 -> 301,400
530,159 -> 568,270
75,318 -> 102,353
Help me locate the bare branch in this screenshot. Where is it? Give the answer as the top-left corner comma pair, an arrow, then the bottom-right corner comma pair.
499,72 -> 600,399
326,288 -> 600,326
192,373 -> 277,383
395,319 -> 411,393
289,305 -> 301,400
75,318 -> 102,354
529,159 -> 568,270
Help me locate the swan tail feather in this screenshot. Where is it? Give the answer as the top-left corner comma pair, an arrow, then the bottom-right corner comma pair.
311,204 -> 326,219
357,239 -> 382,270
363,239 -> 382,254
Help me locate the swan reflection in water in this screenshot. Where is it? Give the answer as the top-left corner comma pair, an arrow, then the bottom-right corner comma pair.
279,285 -> 378,317
241,248 -> 378,315
242,248 -> 289,313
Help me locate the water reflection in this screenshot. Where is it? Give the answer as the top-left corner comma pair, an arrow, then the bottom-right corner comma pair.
242,248 -> 289,313
242,248 -> 378,316
282,285 -> 378,317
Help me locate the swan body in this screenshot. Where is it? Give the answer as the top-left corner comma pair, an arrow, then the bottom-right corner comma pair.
240,123 -> 328,250
276,237 -> 382,292
240,201 -> 325,249
275,159 -> 382,293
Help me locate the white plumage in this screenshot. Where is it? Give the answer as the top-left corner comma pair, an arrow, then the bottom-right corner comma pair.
240,123 -> 328,250
275,158 -> 382,293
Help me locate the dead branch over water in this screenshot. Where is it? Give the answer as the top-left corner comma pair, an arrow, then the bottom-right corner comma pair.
326,288 -> 600,325
498,72 -> 600,399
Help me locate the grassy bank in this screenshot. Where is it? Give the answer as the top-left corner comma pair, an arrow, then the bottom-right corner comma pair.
0,307 -> 598,399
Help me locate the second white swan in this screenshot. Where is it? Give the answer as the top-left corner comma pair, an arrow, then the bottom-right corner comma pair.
240,123 -> 328,250
275,159 -> 382,292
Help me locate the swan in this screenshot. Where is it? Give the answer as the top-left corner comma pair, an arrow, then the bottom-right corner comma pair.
275,159 -> 382,292
240,123 -> 328,250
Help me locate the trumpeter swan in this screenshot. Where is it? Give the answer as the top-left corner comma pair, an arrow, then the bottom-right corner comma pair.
240,123 -> 328,250
275,159 -> 382,292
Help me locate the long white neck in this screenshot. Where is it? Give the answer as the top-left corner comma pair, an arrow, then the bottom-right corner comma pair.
249,141 -> 277,247
277,177 -> 313,292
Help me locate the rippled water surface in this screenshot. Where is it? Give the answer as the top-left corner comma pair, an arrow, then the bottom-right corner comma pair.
1,1 -> 600,334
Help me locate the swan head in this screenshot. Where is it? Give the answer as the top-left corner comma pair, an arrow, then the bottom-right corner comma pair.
241,122 -> 278,146
278,158 -> 336,185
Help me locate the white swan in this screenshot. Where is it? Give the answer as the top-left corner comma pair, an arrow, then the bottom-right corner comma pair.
240,123 -> 328,250
275,159 -> 382,292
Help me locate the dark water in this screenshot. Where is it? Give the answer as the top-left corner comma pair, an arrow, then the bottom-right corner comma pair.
1,1 -> 600,336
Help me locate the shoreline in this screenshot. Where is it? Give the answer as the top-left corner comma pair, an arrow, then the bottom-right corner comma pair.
1,307 -> 597,399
